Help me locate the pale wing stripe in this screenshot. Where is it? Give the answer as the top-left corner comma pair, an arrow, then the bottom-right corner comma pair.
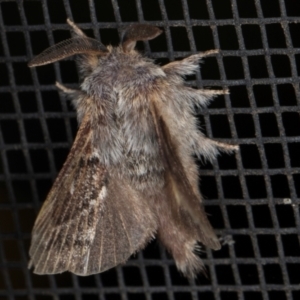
116,209 -> 133,253
85,184 -> 108,274
66,157 -> 92,274
98,216 -> 104,273
109,205 -> 117,266
76,172 -> 102,274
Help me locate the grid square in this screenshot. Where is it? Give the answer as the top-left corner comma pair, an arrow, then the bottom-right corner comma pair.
259,113 -> 280,137
12,180 -> 32,203
164,0 -> 184,20
7,151 -> 27,173
242,25 -> 263,49
289,23 -> 300,47
212,0 -> 233,19
210,115 -> 232,138
275,205 -> 295,228
285,0 -> 300,16
24,2 -> 44,24
223,57 -> 244,79
215,265 -> 235,285
233,235 -> 255,257
187,0 -> 209,19
264,143 -> 285,169
282,112 -> 300,136
1,120 -> 20,144
257,235 -> 278,257
271,55 -> 291,78
69,0 -> 91,22
222,177 -> 243,199
13,62 -> 33,85
1,2 -> 22,25
240,145 -> 262,169
288,142 -> 300,165
277,84 -> 297,106
248,56 -> 268,78
170,27 -> 190,51
271,176 -> 290,198
266,24 -> 287,48
263,264 -> 284,284
245,176 -> 267,198
234,114 -> 255,138
192,26 -> 214,51
282,234 -> 300,256
24,119 -> 45,143
217,26 -> 239,50
236,0 -> 257,18
118,0 -> 138,22
141,0 -> 161,21
253,85 -> 273,107
260,0 -> 281,17
227,206 -> 248,228
238,264 -> 259,284
252,205 -> 273,228
0,64 -> 9,86
6,32 -> 26,56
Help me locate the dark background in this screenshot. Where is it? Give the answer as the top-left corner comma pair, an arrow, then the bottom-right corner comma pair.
0,0 -> 300,300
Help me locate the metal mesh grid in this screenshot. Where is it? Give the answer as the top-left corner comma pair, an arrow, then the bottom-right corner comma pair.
0,0 -> 300,299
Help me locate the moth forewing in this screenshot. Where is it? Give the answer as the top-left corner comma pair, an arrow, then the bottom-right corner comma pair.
28,20 -> 238,278
158,116 -> 221,250
29,112 -> 157,275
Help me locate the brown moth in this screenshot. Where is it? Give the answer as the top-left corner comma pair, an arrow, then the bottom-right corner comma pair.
28,19 -> 238,278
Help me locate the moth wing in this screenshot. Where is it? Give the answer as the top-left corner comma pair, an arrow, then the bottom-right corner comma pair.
29,113 -> 157,275
151,104 -> 221,250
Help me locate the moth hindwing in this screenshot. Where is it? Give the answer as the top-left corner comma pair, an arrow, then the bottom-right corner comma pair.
28,20 -> 238,278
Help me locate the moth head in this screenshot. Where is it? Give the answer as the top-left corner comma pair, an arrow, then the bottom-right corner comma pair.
28,37 -> 108,67
121,24 -> 162,53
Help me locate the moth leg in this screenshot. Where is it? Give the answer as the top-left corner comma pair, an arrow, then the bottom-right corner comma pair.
197,88 -> 229,96
56,81 -> 88,110
199,49 -> 219,57
67,18 -> 87,38
55,81 -> 79,94
193,136 -> 238,162
163,50 -> 219,77
182,87 -> 229,108
209,139 -> 239,153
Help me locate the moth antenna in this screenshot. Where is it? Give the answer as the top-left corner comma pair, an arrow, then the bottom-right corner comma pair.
122,24 -> 162,52
67,18 -> 87,38
55,81 -> 79,94
163,50 -> 219,77
28,37 -> 108,67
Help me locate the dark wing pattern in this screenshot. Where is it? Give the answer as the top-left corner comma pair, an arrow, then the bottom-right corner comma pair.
29,113 -> 157,275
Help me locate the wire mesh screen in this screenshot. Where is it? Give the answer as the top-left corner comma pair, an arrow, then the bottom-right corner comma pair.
0,0 -> 300,299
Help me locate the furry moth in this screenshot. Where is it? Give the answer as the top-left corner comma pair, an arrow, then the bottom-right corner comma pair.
28,19 -> 238,278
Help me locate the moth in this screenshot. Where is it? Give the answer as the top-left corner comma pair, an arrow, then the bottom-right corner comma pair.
28,19 -> 238,278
